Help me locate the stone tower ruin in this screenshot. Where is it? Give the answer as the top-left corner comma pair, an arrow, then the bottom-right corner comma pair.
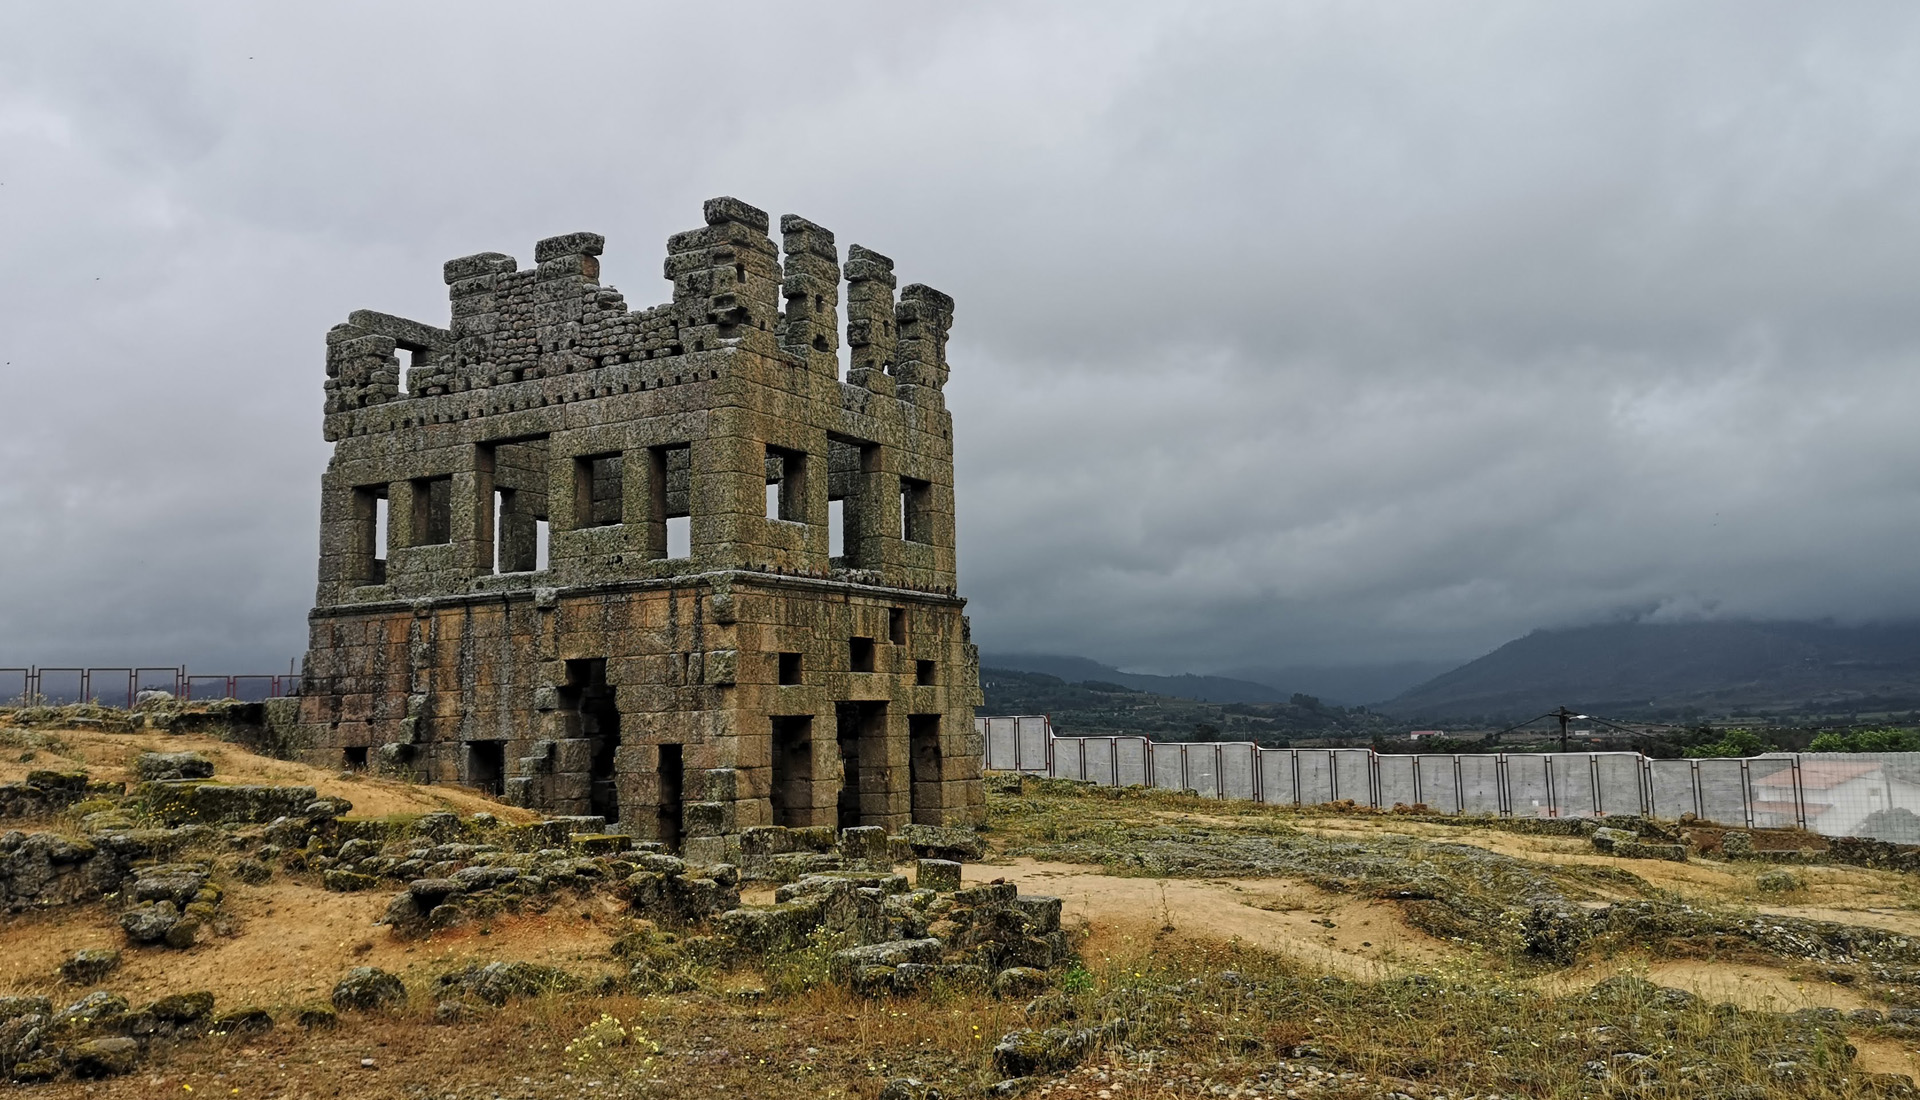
295,196 -> 984,858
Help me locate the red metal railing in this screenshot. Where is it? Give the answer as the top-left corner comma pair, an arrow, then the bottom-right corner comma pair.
0,666 -> 299,708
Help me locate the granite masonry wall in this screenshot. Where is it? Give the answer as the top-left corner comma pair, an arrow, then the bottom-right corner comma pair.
297,197 -> 984,861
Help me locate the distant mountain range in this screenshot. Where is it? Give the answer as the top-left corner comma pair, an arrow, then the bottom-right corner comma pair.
979,654 -> 1287,704
988,620 -> 1920,724
1378,620 -> 1920,721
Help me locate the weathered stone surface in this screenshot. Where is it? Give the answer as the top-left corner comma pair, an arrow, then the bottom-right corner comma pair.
991,1027 -> 1098,1077
332,967 -> 407,1012
295,199 -> 983,848
878,1077 -> 943,1100
141,783 -> 317,826
992,967 -> 1051,999
295,1003 -> 338,1030
58,948 -> 121,984
55,991 -> 129,1031
121,903 -> 179,944
435,961 -> 576,1006
146,992 -> 214,1023
209,1006 -> 273,1034
906,824 -> 986,862
67,1036 -> 139,1077
0,997 -> 52,1022
134,753 -> 214,782
915,859 -> 962,892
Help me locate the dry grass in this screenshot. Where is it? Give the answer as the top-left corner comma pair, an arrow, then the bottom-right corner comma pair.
7,740 -> 1920,1096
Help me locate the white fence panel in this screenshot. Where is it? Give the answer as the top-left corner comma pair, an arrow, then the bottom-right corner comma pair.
1459,755 -> 1503,814
1220,744 -> 1259,801
1696,759 -> 1751,828
1507,755 -> 1554,818
1417,755 -> 1461,813
1116,738 -> 1150,786
1594,754 -> 1645,816
1377,754 -> 1418,808
979,717 -> 1920,840
1083,738 -> 1116,786
1259,749 -> 1296,805
1150,743 -> 1185,790
1297,750 -> 1336,805
1333,749 -> 1375,806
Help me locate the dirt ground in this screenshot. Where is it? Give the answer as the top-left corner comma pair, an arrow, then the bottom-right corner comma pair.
964,858 -> 1457,979
0,881 -> 630,1008
0,725 -> 538,821
1286,814 -> 1920,936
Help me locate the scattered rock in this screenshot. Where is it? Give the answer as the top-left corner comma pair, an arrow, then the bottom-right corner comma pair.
878,1077 -> 944,1100
1757,869 -> 1805,893
992,1027 -> 1098,1077
58,948 -> 121,984
134,753 -> 214,782
209,1006 -> 273,1034
66,1036 -> 139,1078
146,992 -> 214,1024
916,859 -> 962,892
332,967 -> 407,1012
295,1003 -> 338,1030
993,967 -> 1051,999
232,857 -> 272,885
435,961 -> 576,1006
55,990 -> 129,1031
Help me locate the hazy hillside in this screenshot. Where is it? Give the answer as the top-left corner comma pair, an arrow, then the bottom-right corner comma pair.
1381,620 -> 1920,721
1220,660 -> 1462,706
979,653 -> 1286,704
978,666 -> 1391,741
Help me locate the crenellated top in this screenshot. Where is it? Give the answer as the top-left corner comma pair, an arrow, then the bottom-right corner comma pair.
322,197 -> 954,438
312,198 -> 962,607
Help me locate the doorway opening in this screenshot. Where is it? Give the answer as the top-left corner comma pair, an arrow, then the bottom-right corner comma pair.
657,743 -> 684,849
909,715 -> 941,824
561,658 -> 622,824
467,740 -> 506,796
770,716 -> 813,828
835,701 -> 887,830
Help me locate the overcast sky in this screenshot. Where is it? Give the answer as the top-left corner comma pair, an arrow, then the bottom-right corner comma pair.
4,2 -> 1920,677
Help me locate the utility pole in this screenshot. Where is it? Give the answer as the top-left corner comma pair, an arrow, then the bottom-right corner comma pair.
1551,706 -> 1587,753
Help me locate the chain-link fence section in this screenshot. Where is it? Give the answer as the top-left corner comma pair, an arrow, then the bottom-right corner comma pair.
976,715 -> 1920,841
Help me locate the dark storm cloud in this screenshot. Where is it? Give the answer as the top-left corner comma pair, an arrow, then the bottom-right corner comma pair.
3,2 -> 1920,674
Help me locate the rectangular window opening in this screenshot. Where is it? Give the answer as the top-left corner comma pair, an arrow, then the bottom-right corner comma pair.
353,485 -> 390,586
828,498 -> 846,559
765,445 -> 807,523
343,745 -> 369,771
574,453 -> 625,528
492,488 -> 543,574
466,741 -> 505,796
653,443 -> 693,560
900,477 -> 931,543
486,436 -> 552,573
916,660 -> 936,687
412,476 -> 453,545
849,637 -> 875,674
770,716 -> 813,829
888,608 -> 907,645
778,652 -> 803,686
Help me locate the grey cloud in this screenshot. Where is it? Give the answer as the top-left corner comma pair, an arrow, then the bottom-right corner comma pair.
4,1 -> 1920,677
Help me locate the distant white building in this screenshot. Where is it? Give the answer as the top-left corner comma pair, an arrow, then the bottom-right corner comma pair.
1750,759 -> 1920,836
